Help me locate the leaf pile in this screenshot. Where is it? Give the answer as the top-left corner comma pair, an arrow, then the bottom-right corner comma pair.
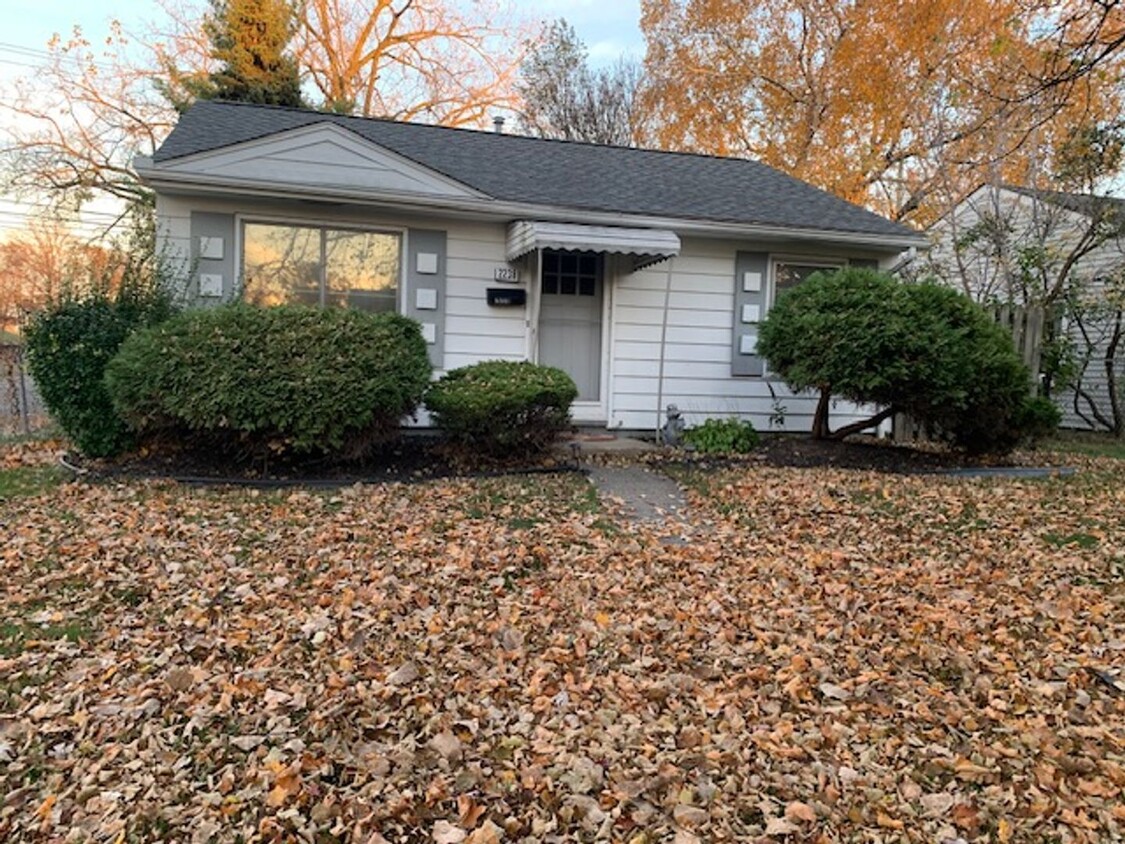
1,443 -> 1122,842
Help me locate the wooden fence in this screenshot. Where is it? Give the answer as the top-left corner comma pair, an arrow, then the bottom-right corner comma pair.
892,304 -> 1046,442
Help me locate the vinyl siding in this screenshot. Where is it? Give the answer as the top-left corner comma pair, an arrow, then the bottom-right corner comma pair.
607,237 -> 881,432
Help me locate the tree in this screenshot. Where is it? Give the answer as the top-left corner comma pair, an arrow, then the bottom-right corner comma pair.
639,0 -> 1125,225
516,19 -> 645,146
160,0 -> 305,111
295,0 -> 522,123
756,268 -> 1041,452
1,0 -> 525,216
0,220 -> 119,334
921,122 -> 1125,434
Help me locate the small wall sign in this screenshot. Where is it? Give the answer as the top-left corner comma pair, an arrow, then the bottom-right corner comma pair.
487,287 -> 527,307
493,266 -> 520,283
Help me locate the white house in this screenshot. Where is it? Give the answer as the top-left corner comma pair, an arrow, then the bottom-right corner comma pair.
924,183 -> 1125,431
137,100 -> 926,433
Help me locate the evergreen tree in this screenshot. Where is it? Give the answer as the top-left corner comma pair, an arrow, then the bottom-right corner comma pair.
162,0 -> 305,112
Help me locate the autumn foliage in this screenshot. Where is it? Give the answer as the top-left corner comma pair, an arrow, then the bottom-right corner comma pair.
639,0 -> 1125,223
1,437 -> 1123,841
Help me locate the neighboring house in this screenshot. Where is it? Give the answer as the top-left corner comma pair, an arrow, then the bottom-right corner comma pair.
924,183 -> 1125,431
137,100 -> 925,433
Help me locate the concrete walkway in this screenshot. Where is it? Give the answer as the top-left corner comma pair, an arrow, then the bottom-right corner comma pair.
587,464 -> 688,525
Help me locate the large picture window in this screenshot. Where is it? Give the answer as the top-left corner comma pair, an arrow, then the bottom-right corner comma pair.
242,222 -> 401,312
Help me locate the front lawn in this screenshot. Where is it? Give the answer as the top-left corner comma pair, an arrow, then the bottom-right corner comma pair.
0,442 -> 1122,842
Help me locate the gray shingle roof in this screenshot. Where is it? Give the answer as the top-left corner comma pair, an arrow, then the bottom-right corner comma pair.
1004,184 -> 1125,220
154,101 -> 920,241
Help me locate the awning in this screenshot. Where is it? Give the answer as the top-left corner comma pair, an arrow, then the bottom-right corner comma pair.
506,221 -> 681,272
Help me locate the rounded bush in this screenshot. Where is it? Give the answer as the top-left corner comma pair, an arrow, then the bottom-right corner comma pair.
105,304 -> 431,456
682,417 -> 760,453
24,293 -> 175,458
757,268 -> 1039,453
424,360 -> 577,456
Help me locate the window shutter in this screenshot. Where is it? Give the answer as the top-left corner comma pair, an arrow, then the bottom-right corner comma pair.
732,251 -> 768,376
406,229 -> 447,369
190,212 -> 235,302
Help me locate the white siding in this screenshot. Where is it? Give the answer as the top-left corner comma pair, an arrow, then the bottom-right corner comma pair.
157,196 -> 899,432
926,186 -> 1125,431
607,237 -> 878,432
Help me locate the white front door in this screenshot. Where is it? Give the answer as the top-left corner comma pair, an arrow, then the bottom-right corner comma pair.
538,250 -> 603,401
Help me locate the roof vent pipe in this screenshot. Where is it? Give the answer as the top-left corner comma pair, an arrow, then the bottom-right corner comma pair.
493,115 -> 506,134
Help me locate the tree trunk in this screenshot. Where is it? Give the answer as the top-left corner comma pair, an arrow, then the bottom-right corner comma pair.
1107,311 -> 1123,438
828,405 -> 897,440
812,387 -> 832,439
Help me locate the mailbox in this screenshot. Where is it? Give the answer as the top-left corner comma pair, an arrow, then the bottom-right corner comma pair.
486,287 -> 527,307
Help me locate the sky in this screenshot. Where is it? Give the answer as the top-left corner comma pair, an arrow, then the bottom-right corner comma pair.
0,0 -> 645,238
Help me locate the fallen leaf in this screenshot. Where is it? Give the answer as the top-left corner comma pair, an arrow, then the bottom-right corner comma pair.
433,820 -> 467,843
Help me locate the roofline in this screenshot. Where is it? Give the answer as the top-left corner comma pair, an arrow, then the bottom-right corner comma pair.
135,157 -> 927,251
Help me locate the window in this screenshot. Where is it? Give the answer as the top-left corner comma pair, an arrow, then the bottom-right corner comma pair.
242,222 -> 401,312
542,251 -> 599,296
772,261 -> 843,304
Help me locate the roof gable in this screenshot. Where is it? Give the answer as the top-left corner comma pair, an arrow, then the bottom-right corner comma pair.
150,101 -> 922,243
156,122 -> 484,200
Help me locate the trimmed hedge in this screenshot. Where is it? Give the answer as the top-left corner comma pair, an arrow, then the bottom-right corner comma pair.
24,289 -> 175,458
424,360 -> 577,456
757,268 -> 1044,453
105,304 -> 431,456
682,417 -> 760,454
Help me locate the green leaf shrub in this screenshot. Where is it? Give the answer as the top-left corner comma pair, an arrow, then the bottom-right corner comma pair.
1011,395 -> 1062,446
23,282 -> 176,458
105,305 -> 431,457
424,360 -> 578,456
682,417 -> 760,453
757,267 -> 1041,453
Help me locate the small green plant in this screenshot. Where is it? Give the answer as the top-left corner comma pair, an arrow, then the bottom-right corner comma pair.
106,304 -> 431,458
682,417 -> 760,453
425,360 -> 577,457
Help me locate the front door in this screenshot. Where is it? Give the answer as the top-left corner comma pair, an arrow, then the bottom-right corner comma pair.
538,250 -> 603,401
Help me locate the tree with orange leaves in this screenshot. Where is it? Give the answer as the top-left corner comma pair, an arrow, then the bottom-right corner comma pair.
640,0 -> 1125,225
0,220 -> 117,334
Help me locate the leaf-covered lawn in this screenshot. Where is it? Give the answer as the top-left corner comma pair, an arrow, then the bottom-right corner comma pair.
1,442 -> 1123,843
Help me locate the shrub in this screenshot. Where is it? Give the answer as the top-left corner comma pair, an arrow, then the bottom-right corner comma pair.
1011,395 -> 1063,446
424,360 -> 577,456
105,304 -> 431,457
682,417 -> 760,453
23,278 -> 176,458
757,268 -> 1039,453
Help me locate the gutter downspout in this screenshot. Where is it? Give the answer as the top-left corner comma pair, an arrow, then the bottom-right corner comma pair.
655,257 -> 675,439
528,248 -> 542,362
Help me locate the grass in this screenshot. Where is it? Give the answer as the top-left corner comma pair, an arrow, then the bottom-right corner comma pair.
1044,429 -> 1125,459
0,617 -> 94,657
0,465 -> 66,499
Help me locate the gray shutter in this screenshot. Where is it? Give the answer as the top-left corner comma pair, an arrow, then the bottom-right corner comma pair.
732,251 -> 768,376
405,229 -> 447,369
851,257 -> 880,270
190,212 -> 236,303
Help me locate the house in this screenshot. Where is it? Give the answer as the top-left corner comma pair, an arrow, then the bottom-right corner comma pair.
137,100 -> 926,433
923,183 -> 1125,431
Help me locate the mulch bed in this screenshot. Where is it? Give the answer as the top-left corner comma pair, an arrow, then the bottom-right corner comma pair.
64,432 -> 1063,486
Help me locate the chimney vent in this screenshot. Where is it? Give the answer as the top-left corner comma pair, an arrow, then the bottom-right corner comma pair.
493,115 -> 506,134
